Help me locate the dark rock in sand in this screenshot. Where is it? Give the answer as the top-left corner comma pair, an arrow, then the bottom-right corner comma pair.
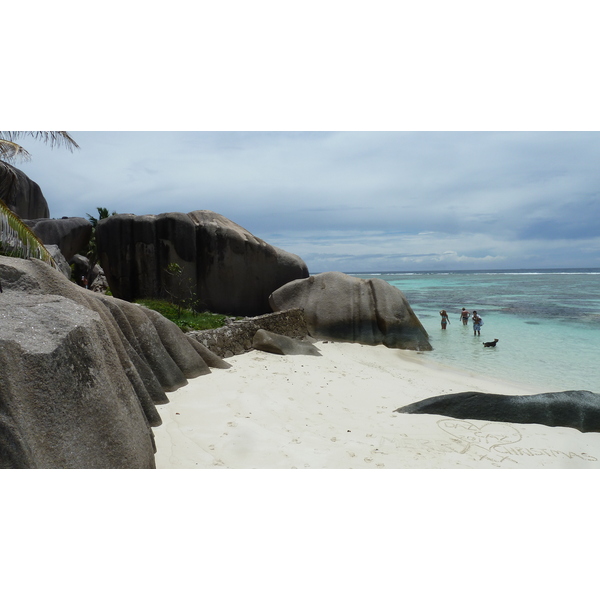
252,328 -> 321,356
395,390 -> 600,433
95,210 -> 309,316
0,255 -> 229,468
269,271 -> 432,351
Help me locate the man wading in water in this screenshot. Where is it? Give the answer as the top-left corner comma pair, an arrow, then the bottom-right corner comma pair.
472,311 -> 483,336
460,308 -> 470,325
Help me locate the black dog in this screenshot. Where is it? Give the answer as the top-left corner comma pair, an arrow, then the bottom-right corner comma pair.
483,339 -> 499,347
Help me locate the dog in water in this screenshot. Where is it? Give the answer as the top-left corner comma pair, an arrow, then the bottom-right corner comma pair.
483,339 -> 499,347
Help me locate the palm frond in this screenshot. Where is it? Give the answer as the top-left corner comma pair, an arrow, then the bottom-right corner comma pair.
0,139 -> 31,162
0,198 -> 57,268
0,131 -> 79,163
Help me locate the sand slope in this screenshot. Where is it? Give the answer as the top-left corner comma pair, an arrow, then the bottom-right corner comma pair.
154,341 -> 600,468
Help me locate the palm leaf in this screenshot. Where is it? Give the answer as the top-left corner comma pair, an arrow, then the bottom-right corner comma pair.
0,198 -> 57,268
0,139 -> 32,162
0,131 -> 79,162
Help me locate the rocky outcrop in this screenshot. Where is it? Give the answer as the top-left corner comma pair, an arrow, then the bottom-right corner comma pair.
95,210 -> 309,316
187,308 -> 309,358
69,253 -> 105,288
252,329 -> 321,356
0,255 -> 229,469
46,244 -> 71,279
0,161 -> 50,219
395,390 -> 600,433
23,217 -> 92,261
269,271 -> 432,351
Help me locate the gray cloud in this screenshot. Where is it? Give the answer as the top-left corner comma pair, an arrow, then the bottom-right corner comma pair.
17,131 -> 600,272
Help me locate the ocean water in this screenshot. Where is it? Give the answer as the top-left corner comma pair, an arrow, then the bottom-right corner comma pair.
350,269 -> 600,393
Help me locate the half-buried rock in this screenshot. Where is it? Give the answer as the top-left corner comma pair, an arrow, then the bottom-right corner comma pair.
269,271 -> 432,351
252,329 -> 321,356
396,390 -> 600,433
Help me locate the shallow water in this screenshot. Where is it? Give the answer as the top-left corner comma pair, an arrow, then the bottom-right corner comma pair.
351,269 -> 600,393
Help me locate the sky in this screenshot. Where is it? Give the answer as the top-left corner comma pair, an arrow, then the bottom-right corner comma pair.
15,131 -> 600,273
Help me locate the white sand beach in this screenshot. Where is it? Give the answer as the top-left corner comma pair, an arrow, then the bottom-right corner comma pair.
154,341 -> 600,469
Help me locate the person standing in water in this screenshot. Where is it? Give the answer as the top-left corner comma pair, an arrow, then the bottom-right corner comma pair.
472,310 -> 483,336
460,308 -> 470,325
439,310 -> 450,330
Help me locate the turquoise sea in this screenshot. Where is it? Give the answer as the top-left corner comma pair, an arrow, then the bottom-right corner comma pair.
351,269 -> 600,393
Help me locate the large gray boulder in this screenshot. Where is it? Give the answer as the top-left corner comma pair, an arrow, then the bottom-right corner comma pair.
269,271 -> 432,351
395,390 -> 600,433
0,161 -> 50,219
23,217 -> 92,261
0,255 -> 229,468
95,210 -> 309,316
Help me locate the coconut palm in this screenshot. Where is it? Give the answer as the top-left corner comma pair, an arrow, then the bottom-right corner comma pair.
0,131 -> 79,201
0,132 -> 78,286
85,206 -> 117,282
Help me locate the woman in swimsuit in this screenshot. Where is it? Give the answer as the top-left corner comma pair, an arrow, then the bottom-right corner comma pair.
439,310 -> 450,330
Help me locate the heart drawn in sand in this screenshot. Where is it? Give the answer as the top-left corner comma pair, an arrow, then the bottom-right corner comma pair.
437,419 -> 522,453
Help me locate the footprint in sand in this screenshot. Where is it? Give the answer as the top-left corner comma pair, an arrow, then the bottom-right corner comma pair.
227,421 -> 237,428
364,457 -> 373,463
330,437 -> 337,442
347,451 -> 356,458
208,444 -> 215,451
292,438 -> 301,444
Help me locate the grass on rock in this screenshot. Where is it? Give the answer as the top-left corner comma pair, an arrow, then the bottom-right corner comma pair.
134,298 -> 230,332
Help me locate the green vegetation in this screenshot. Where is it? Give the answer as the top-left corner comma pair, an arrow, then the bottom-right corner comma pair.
164,261 -> 200,316
85,206 -> 117,281
134,298 -> 230,332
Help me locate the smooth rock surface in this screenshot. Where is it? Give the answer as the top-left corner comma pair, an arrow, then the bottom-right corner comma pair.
269,271 -> 432,350
95,210 -> 309,316
396,390 -> 600,433
23,217 -> 92,261
0,161 -> 49,219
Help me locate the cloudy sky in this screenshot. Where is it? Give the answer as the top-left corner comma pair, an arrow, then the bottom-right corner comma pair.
15,131 -> 600,273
